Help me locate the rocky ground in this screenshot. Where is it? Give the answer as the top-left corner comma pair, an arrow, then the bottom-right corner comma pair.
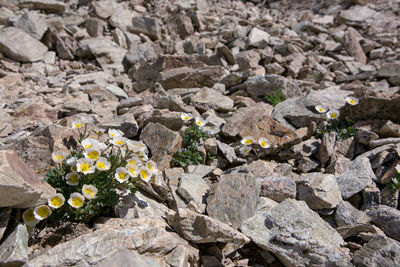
1,0 -> 400,266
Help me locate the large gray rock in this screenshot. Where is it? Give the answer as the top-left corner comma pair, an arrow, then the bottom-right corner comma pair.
259,175 -> 296,202
14,11 -> 48,40
353,236 -> 400,267
247,27 -> 270,48
0,27 -> 48,62
96,250 -> 163,267
140,122 -> 182,170
0,225 -> 29,266
19,0 -> 66,13
0,150 -> 55,208
207,173 -> 261,229
365,205 -> 400,242
129,16 -> 159,40
27,217 -> 198,266
190,88 -> 233,112
297,173 -> 342,209
335,201 -> 370,227
177,174 -> 209,212
240,199 -> 352,267
336,157 -> 375,199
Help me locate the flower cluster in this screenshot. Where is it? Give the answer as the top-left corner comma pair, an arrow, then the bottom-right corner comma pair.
23,122 -> 157,226
315,96 -> 359,120
239,136 -> 271,157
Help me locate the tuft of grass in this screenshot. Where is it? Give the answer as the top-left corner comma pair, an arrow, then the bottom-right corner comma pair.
263,90 -> 286,107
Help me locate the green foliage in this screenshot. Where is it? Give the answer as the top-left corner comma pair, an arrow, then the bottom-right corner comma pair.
315,118 -> 356,141
263,90 -> 286,107
389,170 -> 400,191
172,124 -> 209,168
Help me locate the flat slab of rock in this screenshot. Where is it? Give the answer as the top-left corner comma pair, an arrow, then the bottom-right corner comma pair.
240,199 -> 352,267
190,88 -> 233,112
140,123 -> 182,170
19,0 -> 66,13
259,175 -> 296,203
207,173 -> 260,229
354,236 -> 400,267
0,27 -> 48,62
297,173 -> 342,209
336,157 -> 375,199
335,201 -> 370,227
0,224 -> 28,266
365,205 -> 400,242
0,150 -> 55,208
177,174 -> 209,211
222,104 -> 299,152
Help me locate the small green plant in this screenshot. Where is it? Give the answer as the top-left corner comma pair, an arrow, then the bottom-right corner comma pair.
172,114 -> 210,168
315,118 -> 356,141
22,121 -> 158,227
263,89 -> 285,107
389,164 -> 400,191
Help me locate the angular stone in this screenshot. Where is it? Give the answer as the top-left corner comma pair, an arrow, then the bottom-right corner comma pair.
177,174 -> 209,212
287,54 -> 305,78
0,225 -> 28,266
100,113 -> 139,138
247,27 -> 270,48
0,208 -> 11,240
129,16 -> 159,40
19,0 -> 66,13
169,208 -> 250,247
354,236 -> 400,267
377,62 -> 400,78
0,27 -> 48,62
14,11 -> 48,40
96,250 -> 163,267
297,173 -> 342,209
140,123 -> 182,170
365,205 -> 400,242
27,217 -> 198,266
207,173 -> 260,229
236,50 -> 260,71
0,150 -> 55,208
92,0 -> 122,19
240,199 -> 352,267
105,84 -> 128,99
0,7 -> 14,25
171,14 -> 194,38
259,175 -> 296,203
335,201 -> 370,227
109,9 -> 135,29
336,157 -> 375,199
318,132 -> 336,166
337,5 -> 377,24
85,18 -> 104,37
190,88 -> 233,112
216,140 -> 237,164
344,28 -> 366,64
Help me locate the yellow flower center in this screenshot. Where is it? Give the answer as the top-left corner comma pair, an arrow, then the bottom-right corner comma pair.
50,196 -> 63,208
119,172 -> 127,180
37,206 -> 50,218
244,139 -> 252,145
84,144 -> 92,149
111,133 -> 116,137
24,210 -> 35,222
318,108 -> 324,112
53,155 -> 64,161
115,140 -> 124,145
87,151 -> 99,160
128,160 -> 137,165
97,161 -> 106,169
196,121 -> 202,126
71,197 -> 83,207
83,188 -> 94,197
75,123 -> 82,128
69,174 -> 78,183
80,163 -> 91,173
330,113 -> 337,118
148,165 -> 154,171
349,100 -> 355,104
128,167 -> 136,176
140,170 -> 148,179
261,141 -> 267,147
184,116 -> 190,120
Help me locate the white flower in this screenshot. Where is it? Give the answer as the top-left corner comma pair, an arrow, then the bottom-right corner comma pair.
33,205 -> 52,221
127,140 -> 140,152
76,158 -> 95,174
110,136 -> 127,147
72,120 -> 85,129
395,164 -> 400,174
66,172 -> 79,186
126,164 -> 139,178
66,157 -> 77,171
346,96 -> 359,105
81,138 -> 107,151
93,128 -> 105,136
239,146 -> 251,156
259,137 -> 271,149
139,166 -> 153,182
137,141 -> 148,153
48,193 -> 65,209
180,113 -> 193,121
195,117 -> 205,127
137,150 -> 148,161
241,136 -> 255,145
68,192 -> 85,208
52,151 -> 67,163
315,105 -> 327,113
108,128 -> 124,139
127,155 -> 142,166
83,147 -> 101,162
23,208 -> 38,226
146,160 -> 158,174
95,157 -> 111,171
115,167 -> 130,183
82,184 -> 98,200
327,109 -> 340,119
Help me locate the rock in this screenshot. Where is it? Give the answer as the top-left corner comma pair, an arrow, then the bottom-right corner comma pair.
344,28 -> 367,64
247,27 -> 270,48
96,250 -> 164,267
377,120 -> 400,138
380,185 -> 399,208
0,27 -> 48,62
85,18 -> 104,37
109,9 -> 136,29
297,157 -> 319,173
177,174 -> 209,212
14,11 -> 48,40
92,0 -> 122,19
378,62 -> 400,78
335,201 -> 370,227
222,103 -> 299,152
259,175 -> 296,202
105,84 -> 128,99
287,54 -> 306,78
190,88 -> 233,112
100,114 -> 139,138
171,14 -> 194,38
129,16 -> 159,40
19,0 -> 66,13
0,225 -> 29,266
362,185 -> 381,209
216,140 -> 237,164
337,5 -> 377,25
317,132 -> 336,166
27,217 -> 198,266
168,208 -> 250,248
0,7 -> 14,25
140,122 -> 182,170
236,50 -> 260,71
297,173 -> 342,209
365,205 -> 400,242
353,236 -> 400,267
207,173 -> 261,229
0,150 -> 55,208
125,42 -> 159,66
224,160 -> 277,178
336,157 -> 375,199
240,199 -> 352,267
0,208 -> 11,240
